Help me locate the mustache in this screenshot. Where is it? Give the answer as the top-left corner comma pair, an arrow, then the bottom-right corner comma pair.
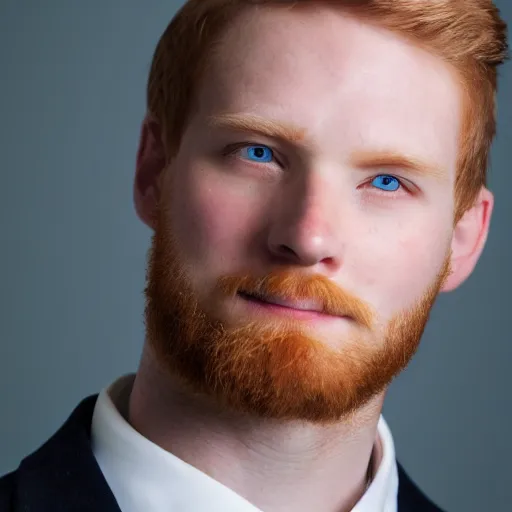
216,269 -> 374,328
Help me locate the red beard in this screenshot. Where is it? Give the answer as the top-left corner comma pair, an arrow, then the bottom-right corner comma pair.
144,210 -> 451,424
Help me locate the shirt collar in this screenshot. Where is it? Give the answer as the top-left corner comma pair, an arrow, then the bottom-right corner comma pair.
91,374 -> 398,512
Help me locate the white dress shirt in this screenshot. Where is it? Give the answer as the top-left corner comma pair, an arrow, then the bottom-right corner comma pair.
91,374 -> 398,512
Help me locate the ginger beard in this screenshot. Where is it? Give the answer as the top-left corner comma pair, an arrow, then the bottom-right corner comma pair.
144,206 -> 452,424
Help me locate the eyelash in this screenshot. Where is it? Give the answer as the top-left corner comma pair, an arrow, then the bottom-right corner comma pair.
223,143 -> 409,194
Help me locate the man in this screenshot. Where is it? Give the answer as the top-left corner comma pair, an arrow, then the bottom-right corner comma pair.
1,1 -> 508,511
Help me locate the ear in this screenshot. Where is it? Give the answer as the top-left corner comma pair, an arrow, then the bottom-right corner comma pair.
133,114 -> 166,230
441,187 -> 494,292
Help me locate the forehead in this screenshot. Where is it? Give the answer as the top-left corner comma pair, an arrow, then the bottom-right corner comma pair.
193,5 -> 462,174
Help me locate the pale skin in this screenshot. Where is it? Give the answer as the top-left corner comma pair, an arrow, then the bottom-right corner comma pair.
131,6 -> 492,512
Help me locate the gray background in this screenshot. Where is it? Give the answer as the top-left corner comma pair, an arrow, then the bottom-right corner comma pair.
0,2 -> 510,510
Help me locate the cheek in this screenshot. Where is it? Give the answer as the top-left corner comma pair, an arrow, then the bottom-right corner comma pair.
354,212 -> 452,315
169,163 -> 264,268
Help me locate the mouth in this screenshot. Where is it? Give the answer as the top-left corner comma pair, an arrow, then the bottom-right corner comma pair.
238,291 -> 339,320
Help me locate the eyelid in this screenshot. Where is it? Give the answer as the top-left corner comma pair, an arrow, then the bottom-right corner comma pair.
223,141 -> 284,165
365,164 -> 421,184
223,141 -> 274,154
365,173 -> 416,194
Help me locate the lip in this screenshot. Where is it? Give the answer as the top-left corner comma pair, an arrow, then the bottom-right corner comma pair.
238,292 -> 340,320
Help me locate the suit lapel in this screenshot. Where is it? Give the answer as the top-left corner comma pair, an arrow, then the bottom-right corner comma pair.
15,395 -> 121,512
396,461 -> 445,512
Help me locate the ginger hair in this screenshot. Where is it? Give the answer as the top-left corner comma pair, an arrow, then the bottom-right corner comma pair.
147,0 -> 508,221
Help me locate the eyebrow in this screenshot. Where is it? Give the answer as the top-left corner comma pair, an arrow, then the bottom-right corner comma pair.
349,149 -> 447,181
207,113 -> 448,180
207,112 -> 308,144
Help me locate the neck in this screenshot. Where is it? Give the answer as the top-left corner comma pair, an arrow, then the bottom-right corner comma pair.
128,345 -> 386,512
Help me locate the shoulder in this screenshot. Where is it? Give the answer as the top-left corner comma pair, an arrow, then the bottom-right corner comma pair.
0,471 -> 16,512
397,461 -> 446,512
0,394 -> 101,512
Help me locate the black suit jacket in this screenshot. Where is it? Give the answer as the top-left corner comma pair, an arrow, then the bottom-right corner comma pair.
0,395 -> 445,511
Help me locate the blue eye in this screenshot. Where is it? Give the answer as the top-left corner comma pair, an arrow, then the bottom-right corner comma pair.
371,175 -> 401,192
240,145 -> 274,163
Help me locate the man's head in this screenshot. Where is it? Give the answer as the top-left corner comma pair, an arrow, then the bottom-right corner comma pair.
134,1 -> 508,423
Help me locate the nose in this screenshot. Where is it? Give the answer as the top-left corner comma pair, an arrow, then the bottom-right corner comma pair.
267,172 -> 342,271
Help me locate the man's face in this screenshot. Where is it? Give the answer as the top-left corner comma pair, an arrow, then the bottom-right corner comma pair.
144,6 -> 460,423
